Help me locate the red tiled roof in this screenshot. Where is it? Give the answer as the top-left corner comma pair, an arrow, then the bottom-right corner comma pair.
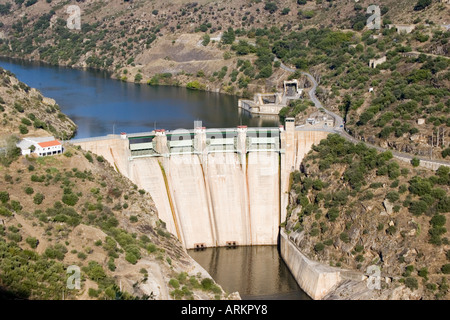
38,140 -> 61,148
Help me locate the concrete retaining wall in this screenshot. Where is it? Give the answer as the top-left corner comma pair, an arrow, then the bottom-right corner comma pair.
394,155 -> 450,171
279,229 -> 342,300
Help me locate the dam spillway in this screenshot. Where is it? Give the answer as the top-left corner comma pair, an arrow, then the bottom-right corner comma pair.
72,121 -> 329,249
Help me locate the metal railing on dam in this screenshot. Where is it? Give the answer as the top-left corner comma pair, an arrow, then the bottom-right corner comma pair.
125,126 -> 284,159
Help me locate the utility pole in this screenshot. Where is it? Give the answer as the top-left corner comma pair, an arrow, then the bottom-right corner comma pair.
443,128 -> 445,147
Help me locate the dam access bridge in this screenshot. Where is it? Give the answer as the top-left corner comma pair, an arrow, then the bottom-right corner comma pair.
71,120 -> 330,250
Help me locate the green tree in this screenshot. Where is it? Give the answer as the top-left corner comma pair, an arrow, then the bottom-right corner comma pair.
221,27 -> 235,45
411,158 -> 420,167
0,191 -> 9,204
33,193 -> 45,205
314,242 -> 325,252
264,2 -> 278,14
85,261 -> 106,282
441,264 -> 450,274
414,0 -> 431,11
26,237 -> 38,249
202,34 -> 210,46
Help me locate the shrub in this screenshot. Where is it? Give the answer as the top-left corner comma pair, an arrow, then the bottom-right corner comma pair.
134,73 -> 142,82
44,244 -> 67,260
62,193 -> 79,206
327,207 -> 339,222
414,0 -> 431,11
264,2 -> 278,13
431,215 -> 446,228
0,191 -> 9,204
84,261 -> 106,281
125,252 -> 138,264
409,200 -> 428,216
186,81 -> 206,91
19,124 -> 28,134
147,243 -> 157,253
405,277 -> 418,290
25,0 -> 37,7
386,191 -> 400,203
202,34 -> 210,46
107,258 -> 116,271
77,252 -> 87,260
418,267 -> 428,279
11,200 -> 22,212
442,264 -> 450,274
0,206 -> 12,217
169,278 -> 180,289
84,153 -> 93,163
33,193 -> 45,205
88,288 -> 99,298
442,148 -> 450,158
340,232 -> 350,243
7,233 -> 22,242
314,242 -> 325,252
387,225 -> 397,235
201,278 -> 214,290
411,158 -> 420,167
26,237 -> 38,249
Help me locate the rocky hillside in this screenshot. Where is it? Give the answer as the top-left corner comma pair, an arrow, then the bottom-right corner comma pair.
285,134 -> 450,300
0,143 -> 234,299
0,66 -> 77,140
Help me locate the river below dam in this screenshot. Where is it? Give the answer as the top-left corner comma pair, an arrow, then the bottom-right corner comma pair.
0,58 -> 309,300
189,246 -> 310,300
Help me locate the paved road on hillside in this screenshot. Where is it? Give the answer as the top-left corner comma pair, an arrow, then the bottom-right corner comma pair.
276,58 -> 450,167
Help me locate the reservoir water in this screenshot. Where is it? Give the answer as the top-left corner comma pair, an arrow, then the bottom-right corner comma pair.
0,58 -> 307,300
0,58 -> 280,138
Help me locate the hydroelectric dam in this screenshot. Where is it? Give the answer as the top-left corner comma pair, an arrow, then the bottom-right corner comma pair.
71,119 -> 329,250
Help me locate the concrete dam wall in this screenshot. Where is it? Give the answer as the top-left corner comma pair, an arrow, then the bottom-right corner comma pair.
73,125 -> 329,249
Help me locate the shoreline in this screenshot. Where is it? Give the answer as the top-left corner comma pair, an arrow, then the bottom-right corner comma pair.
0,54 -> 247,98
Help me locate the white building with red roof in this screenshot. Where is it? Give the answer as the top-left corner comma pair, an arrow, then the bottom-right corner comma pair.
17,136 -> 63,156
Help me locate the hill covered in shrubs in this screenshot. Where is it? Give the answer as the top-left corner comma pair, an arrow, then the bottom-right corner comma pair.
285,134 -> 450,299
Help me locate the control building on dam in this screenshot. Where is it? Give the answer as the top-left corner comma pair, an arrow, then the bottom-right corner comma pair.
72,119 -> 329,250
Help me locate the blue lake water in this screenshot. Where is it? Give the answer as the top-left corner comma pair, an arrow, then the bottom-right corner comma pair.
0,58 -> 280,138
